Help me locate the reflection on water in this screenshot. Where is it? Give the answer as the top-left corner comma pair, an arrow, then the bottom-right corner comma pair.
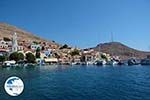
0,65 -> 150,100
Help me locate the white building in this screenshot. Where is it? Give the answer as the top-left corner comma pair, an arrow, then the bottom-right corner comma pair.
0,40 -> 8,49
31,44 -> 41,51
12,32 -> 18,52
11,32 -> 23,52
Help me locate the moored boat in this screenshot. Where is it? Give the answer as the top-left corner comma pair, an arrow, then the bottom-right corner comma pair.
2,60 -> 16,68
128,58 -> 139,66
106,60 -> 118,66
95,60 -> 107,66
141,59 -> 150,65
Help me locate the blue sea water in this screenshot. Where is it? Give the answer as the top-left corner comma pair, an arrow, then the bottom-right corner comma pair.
0,65 -> 150,100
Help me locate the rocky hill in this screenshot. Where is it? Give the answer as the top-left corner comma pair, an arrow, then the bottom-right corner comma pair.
94,42 -> 150,60
0,23 -> 58,45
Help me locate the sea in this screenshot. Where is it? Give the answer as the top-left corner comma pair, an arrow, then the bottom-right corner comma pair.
0,65 -> 150,100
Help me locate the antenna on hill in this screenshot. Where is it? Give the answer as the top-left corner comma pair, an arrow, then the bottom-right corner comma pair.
98,43 -> 101,53
111,32 -> 114,56
111,32 -> 114,42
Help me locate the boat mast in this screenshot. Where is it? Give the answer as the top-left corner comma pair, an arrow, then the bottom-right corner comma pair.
111,32 -> 114,42
111,32 -> 114,57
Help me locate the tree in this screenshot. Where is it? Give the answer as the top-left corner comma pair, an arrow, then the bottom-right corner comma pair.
33,41 -> 38,45
70,49 -> 80,56
0,55 -> 7,62
18,52 -> 24,61
26,53 -> 36,63
101,54 -> 108,61
3,37 -> 11,41
35,47 -> 41,58
54,53 -> 60,59
9,52 -> 24,62
52,40 -> 55,43
41,46 -> 45,50
59,44 -> 68,49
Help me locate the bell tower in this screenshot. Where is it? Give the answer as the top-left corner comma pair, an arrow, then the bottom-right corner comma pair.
12,32 -> 18,52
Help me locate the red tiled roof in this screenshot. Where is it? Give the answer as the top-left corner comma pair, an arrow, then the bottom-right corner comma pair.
0,49 -> 7,52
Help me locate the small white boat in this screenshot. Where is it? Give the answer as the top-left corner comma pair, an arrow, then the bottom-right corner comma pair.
86,61 -> 94,65
71,62 -> 77,65
3,60 -> 16,67
107,60 -> 118,66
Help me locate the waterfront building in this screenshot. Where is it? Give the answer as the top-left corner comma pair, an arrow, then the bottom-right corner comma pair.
58,53 -> 72,65
17,46 -> 24,51
81,49 -> 100,62
72,55 -> 81,63
44,58 -> 58,64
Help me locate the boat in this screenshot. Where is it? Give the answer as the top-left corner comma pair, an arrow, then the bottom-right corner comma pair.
71,62 -> 81,65
128,58 -> 139,66
86,61 -> 94,65
117,61 -> 125,65
2,60 -> 16,67
95,60 -> 107,66
106,60 -> 118,66
71,62 -> 77,65
141,59 -> 150,65
24,63 -> 36,68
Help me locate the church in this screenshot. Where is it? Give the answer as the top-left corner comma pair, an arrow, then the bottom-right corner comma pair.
11,32 -> 23,52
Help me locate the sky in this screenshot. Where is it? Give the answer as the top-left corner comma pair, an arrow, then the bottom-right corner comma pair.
0,0 -> 150,51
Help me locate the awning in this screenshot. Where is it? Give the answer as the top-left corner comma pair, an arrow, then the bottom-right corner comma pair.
44,58 -> 58,62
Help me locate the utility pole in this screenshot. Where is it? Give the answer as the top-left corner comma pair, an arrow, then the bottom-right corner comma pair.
111,32 -> 114,56
111,32 -> 114,42
98,43 -> 101,54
